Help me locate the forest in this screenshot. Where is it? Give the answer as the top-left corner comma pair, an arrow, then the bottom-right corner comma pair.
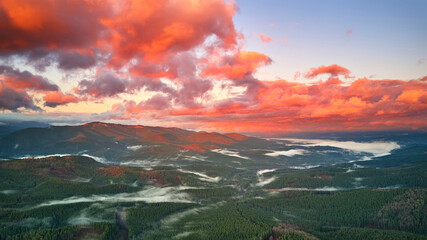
0,149 -> 426,239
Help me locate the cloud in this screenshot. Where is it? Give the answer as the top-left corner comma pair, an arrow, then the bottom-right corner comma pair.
258,33 -> 273,42
122,94 -> 171,114
57,51 -> 96,70
0,65 -> 63,110
104,0 -> 238,66
203,50 -> 272,80
0,0 -> 109,54
396,89 -> 425,103
305,64 -> 351,78
77,72 -> 127,97
0,65 -> 58,91
43,91 -> 80,107
0,0 -> 239,74
165,71 -> 427,133
0,81 -> 38,110
0,0 -> 268,116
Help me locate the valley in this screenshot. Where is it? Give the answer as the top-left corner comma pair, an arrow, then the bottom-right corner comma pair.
0,123 -> 426,239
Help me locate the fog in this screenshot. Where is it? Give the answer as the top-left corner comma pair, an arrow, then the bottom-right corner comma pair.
68,203 -> 114,225
162,202 -> 224,227
275,138 -> 399,157
256,176 -> 277,187
36,186 -> 195,208
71,177 -> 92,183
265,149 -> 308,157
0,189 -> 18,194
120,159 -> 161,167
377,185 -> 402,190
272,186 -> 345,192
127,145 -> 159,151
289,165 -> 320,169
178,169 -> 221,183
257,169 -> 277,176
174,231 -> 194,239
256,169 -> 278,187
211,149 -> 249,159
127,145 -> 143,151
16,153 -> 110,164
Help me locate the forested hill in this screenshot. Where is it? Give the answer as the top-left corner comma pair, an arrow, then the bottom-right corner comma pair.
0,122 -> 267,163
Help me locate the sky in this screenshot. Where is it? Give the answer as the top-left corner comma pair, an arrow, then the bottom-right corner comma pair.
0,0 -> 426,134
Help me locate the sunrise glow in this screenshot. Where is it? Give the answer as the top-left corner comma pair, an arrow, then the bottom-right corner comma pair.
0,0 -> 426,134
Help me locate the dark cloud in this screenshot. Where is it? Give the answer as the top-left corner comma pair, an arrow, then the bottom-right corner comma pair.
57,51 -> 96,70
175,78 -> 213,108
77,72 -> 127,97
0,65 -> 58,91
141,94 -> 171,110
0,81 -> 39,111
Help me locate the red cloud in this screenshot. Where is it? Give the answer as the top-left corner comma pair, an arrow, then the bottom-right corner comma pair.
99,0 -> 238,66
0,0 -> 238,69
305,64 -> 351,78
0,0 -> 109,52
258,33 -> 273,42
43,92 -> 80,107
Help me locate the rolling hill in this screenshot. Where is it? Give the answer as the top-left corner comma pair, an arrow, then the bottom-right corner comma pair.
0,122 -> 268,165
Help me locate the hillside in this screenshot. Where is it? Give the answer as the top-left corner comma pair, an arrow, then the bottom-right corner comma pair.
0,122 -> 266,165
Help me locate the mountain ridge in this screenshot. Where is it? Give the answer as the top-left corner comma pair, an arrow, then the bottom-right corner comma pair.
0,122 -> 261,163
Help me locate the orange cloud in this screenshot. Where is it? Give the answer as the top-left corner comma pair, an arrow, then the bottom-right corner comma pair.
396,89 -> 425,103
202,50 -> 272,80
115,70 -> 427,133
305,64 -> 351,78
258,33 -> 273,42
43,91 -> 80,107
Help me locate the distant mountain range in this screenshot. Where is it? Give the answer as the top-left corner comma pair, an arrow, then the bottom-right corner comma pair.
2,122 -> 426,170
0,122 -> 269,164
0,121 -> 50,135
